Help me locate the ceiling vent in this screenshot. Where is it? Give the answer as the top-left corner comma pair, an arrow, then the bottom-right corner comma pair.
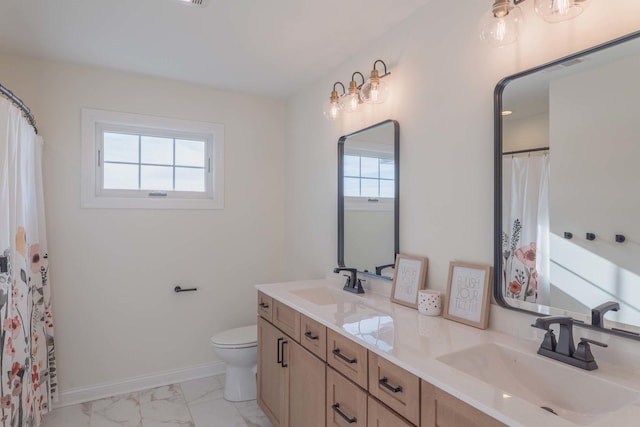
178,0 -> 210,7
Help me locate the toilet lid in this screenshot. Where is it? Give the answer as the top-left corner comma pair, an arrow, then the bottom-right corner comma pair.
211,325 -> 257,347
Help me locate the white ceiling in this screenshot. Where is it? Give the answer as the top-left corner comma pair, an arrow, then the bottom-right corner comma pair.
0,0 -> 432,98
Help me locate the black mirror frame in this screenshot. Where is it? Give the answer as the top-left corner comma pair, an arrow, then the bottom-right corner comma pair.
493,30 -> 640,340
338,119 -> 400,278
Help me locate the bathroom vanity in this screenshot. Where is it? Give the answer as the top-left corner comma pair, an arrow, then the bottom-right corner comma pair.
255,279 -> 640,427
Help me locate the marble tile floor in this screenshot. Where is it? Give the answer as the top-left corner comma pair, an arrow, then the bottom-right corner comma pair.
41,374 -> 272,427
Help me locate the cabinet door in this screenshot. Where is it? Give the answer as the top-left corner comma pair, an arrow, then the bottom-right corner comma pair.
258,317 -> 289,427
288,340 -> 326,427
421,380 -> 506,427
367,396 -> 413,427
327,367 -> 368,427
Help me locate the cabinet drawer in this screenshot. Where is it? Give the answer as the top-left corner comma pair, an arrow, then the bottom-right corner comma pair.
327,367 -> 367,427
272,299 -> 301,341
327,329 -> 368,389
300,314 -> 327,361
367,396 -> 413,427
368,352 -> 419,425
421,381 -> 506,427
257,291 -> 272,321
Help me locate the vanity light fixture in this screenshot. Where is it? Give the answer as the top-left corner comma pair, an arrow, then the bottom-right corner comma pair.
479,0 -> 523,47
480,0 -> 591,47
322,60 -> 391,120
344,72 -> 365,113
534,0 -> 591,23
323,82 -> 346,121
360,60 -> 390,104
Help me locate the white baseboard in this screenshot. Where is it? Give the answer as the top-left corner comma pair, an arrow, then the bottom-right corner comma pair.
54,361 -> 226,408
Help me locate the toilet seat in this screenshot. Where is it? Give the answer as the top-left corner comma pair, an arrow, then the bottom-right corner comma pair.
211,325 -> 257,349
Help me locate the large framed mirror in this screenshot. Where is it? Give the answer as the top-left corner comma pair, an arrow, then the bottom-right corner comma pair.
338,120 -> 399,279
494,30 -> 640,339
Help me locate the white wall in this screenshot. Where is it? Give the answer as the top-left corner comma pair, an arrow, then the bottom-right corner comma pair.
0,55 -> 286,397
503,112 -> 549,152
344,210 -> 394,272
283,0 -> 640,294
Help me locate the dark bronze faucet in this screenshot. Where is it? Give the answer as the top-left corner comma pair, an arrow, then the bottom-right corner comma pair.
591,301 -> 620,329
333,267 -> 364,294
532,316 -> 608,371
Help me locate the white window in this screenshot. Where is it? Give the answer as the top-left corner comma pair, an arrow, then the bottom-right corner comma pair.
81,108 -> 224,209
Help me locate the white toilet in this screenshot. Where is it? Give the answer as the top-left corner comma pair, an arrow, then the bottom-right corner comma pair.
210,325 -> 258,402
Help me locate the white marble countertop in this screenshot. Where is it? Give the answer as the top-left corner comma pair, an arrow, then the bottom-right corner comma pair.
256,279 -> 640,427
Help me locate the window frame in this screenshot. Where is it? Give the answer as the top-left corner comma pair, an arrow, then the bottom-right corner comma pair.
343,153 -> 395,212
81,108 -> 224,210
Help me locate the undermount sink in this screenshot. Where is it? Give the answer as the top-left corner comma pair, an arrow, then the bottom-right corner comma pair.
437,343 -> 639,425
289,286 -> 363,305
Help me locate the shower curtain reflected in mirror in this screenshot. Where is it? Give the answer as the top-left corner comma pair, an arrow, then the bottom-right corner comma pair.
502,153 -> 550,305
0,98 -> 56,426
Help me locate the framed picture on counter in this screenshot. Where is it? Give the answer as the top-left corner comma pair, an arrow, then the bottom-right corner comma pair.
443,261 -> 492,329
390,254 -> 429,309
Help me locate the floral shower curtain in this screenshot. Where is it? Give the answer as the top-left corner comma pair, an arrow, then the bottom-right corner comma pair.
502,153 -> 550,305
0,98 -> 56,426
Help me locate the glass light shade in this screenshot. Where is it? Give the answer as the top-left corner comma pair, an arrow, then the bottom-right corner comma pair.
323,97 -> 343,121
534,0 -> 590,23
360,77 -> 388,104
479,2 -> 523,47
343,92 -> 360,113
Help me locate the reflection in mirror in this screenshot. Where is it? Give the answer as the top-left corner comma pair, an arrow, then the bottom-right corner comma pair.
495,31 -> 640,339
338,120 -> 399,279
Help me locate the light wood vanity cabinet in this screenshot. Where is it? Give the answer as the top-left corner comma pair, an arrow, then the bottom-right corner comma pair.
258,294 -> 508,427
258,299 -> 325,427
421,380 -> 506,427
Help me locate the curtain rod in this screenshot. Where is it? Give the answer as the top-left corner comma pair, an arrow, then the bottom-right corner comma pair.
502,147 -> 549,156
0,84 -> 38,134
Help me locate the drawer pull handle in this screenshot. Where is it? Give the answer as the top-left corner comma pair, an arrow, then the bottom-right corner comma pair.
379,377 -> 403,393
259,302 -> 270,308
332,348 -> 357,364
304,331 -> 319,340
277,337 -> 283,365
331,403 -> 357,424
281,340 -> 288,368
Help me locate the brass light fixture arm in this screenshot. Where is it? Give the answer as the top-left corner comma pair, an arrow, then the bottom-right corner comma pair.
373,59 -> 391,79
351,72 -> 365,89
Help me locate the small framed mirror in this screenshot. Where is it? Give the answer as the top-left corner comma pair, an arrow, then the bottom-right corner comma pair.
338,120 -> 399,279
